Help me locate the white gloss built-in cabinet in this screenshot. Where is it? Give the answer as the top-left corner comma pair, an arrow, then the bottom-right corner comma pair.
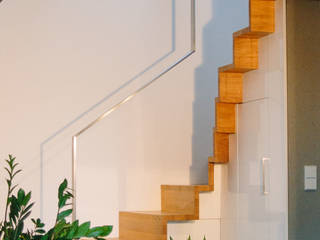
220,0 -> 288,239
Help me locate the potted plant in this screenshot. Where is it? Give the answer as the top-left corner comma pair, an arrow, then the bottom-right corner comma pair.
0,155 -> 113,240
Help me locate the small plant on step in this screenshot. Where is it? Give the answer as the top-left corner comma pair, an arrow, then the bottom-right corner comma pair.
0,154 -> 113,240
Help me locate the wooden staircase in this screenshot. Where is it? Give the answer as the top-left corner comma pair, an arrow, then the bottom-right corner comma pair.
118,0 -> 276,239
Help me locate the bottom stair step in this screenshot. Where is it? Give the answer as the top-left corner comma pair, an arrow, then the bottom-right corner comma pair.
119,211 -> 196,240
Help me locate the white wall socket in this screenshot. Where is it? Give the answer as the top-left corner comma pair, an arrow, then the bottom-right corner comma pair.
304,165 -> 317,191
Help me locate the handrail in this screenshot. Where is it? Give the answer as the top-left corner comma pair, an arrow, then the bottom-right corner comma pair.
71,0 -> 196,220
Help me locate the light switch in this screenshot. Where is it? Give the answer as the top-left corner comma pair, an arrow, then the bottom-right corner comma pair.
304,165 -> 317,191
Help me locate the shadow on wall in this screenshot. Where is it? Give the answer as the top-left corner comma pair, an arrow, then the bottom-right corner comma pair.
36,0 -> 250,226
190,0 -> 248,184
39,0 -> 177,218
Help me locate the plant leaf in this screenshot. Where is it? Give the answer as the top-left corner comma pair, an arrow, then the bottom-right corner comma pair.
15,221 -> 24,239
6,159 -> 11,167
21,192 -> 31,206
12,162 -> 18,169
4,167 -> 12,178
73,221 -> 90,238
35,229 -> 46,234
9,184 -> 18,194
58,195 -> 69,209
53,219 -> 66,235
20,210 -> 32,222
22,202 -> 34,216
40,231 -> 50,240
86,227 -> 104,237
57,209 -> 72,222
99,225 -> 113,237
6,179 -> 11,188
86,226 -> 113,238
66,220 -> 79,239
12,169 -> 22,179
58,179 -> 68,199
17,189 -> 25,204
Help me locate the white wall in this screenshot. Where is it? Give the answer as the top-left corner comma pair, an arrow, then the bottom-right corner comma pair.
287,1 -> 320,238
220,0 -> 288,240
0,0 -> 249,238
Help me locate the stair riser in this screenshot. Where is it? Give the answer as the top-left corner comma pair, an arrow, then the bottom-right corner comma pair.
161,186 -> 199,218
214,131 -> 230,163
219,72 -> 243,103
119,213 -> 167,240
215,101 -> 236,134
119,212 -> 196,240
250,0 -> 275,33
208,163 -> 215,186
233,37 -> 259,71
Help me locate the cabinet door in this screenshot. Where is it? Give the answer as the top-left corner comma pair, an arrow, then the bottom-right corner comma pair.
237,99 -> 270,240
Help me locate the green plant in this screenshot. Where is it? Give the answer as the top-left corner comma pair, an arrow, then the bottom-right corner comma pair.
0,155 -> 113,240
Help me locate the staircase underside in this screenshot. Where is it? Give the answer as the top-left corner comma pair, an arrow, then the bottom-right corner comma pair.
117,0 -> 276,239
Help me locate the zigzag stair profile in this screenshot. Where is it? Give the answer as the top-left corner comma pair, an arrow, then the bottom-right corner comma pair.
118,0 -> 276,239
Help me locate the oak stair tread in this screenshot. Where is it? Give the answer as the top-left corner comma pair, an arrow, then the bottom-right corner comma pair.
218,64 -> 257,73
209,156 -> 228,164
233,27 -> 274,39
121,211 -> 188,216
120,211 -> 196,221
161,184 -> 214,192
